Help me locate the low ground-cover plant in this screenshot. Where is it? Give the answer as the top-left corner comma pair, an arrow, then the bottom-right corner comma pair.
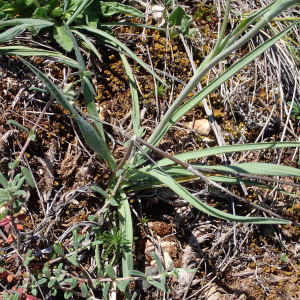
1,0 -> 300,299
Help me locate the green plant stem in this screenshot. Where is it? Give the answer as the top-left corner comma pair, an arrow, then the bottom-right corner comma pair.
146,0 -> 299,148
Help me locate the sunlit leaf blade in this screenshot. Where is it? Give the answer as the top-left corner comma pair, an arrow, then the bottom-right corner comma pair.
0,24 -> 28,43
64,23 -> 85,69
72,29 -> 102,61
0,19 -> 53,29
0,46 -> 80,68
66,0 -> 93,26
73,25 -> 167,87
146,168 -> 289,224
155,142 -> 300,168
196,163 -> 300,177
91,185 -> 109,198
18,57 -> 116,170
119,190 -> 133,279
53,25 -> 73,52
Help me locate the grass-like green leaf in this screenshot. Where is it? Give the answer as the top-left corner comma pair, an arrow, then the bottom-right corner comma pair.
0,46 -> 79,68
0,24 -> 28,43
155,141 -> 300,168
146,168 -> 289,224
66,0 -> 93,26
0,19 -> 53,29
53,25 -> 73,52
196,163 -> 300,177
18,56 -> 116,170
119,53 -> 140,131
7,120 -> 29,133
119,190 -> 133,278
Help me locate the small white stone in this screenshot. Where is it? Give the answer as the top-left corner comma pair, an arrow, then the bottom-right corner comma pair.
151,5 -> 165,27
188,119 -> 211,136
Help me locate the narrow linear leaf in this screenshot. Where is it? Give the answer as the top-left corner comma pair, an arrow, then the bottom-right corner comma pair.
146,168 -> 289,224
0,46 -> 79,68
146,279 -> 170,293
0,24 -> 28,43
155,141 -> 300,168
0,19 -> 53,29
152,252 -> 164,274
7,120 -> 29,133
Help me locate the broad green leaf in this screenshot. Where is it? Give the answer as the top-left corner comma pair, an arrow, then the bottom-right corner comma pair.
0,171 -> 8,188
146,168 -> 289,224
53,244 -> 65,256
13,190 -> 26,196
0,24 -> 28,43
12,293 -> 19,300
33,6 -> 52,20
64,0 -> 69,13
146,279 -> 170,293
168,6 -> 186,26
105,264 -> 116,279
128,270 -> 146,278
103,282 -> 110,300
43,267 -> 51,278
64,291 -> 73,299
73,25 -> 167,87
21,167 -> 35,188
53,25 -> 73,52
91,185 -> 109,198
81,283 -> 89,297
7,120 -> 29,133
67,252 -> 79,266
116,279 -> 130,293
119,190 -> 133,278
